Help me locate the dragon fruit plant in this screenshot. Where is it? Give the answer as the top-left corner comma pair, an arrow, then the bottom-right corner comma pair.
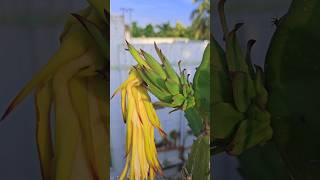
1,0 -> 109,180
112,41 -> 210,179
213,0 -> 320,179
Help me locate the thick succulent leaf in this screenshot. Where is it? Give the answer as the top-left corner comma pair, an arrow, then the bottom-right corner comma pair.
264,0 -> 320,179
193,43 -> 210,122
185,135 -> 210,180
238,141 -> 292,180
184,107 -> 204,136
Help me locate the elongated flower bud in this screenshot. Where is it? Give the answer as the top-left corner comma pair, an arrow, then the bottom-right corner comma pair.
126,42 -> 195,111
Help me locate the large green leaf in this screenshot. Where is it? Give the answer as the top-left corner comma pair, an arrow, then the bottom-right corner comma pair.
193,43 -> 210,122
184,107 -> 204,136
184,135 -> 210,180
264,0 -> 320,179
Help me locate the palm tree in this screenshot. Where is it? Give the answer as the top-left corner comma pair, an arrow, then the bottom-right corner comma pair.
190,0 -> 210,40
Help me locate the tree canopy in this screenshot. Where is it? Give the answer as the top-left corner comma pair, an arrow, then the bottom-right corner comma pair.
129,0 -> 209,40
130,21 -> 193,39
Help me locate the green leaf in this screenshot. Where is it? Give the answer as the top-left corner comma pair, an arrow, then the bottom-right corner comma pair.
193,43 -> 210,122
264,0 -> 320,179
184,107 -> 204,136
185,135 -> 210,180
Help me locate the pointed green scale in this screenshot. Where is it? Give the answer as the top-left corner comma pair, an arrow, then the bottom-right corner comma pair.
146,83 -> 172,103
231,72 -> 251,113
212,37 -> 232,104
228,106 -> 272,155
171,94 -> 185,107
126,41 -> 149,68
143,68 -> 168,93
136,68 -> 171,100
135,66 -> 155,87
141,49 -> 167,80
213,102 -> 244,139
154,42 -> 180,84
225,23 -> 246,72
135,67 -> 172,102
164,79 -> 180,95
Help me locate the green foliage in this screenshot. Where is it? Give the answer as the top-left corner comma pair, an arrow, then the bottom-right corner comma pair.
193,43 -> 210,123
212,0 -> 320,179
238,141 -> 291,180
184,107 -> 204,136
184,135 -> 210,180
130,21 -> 194,39
190,0 -> 210,40
211,0 -> 272,156
264,0 -> 320,178
129,0 -> 210,40
144,24 -> 155,37
156,22 -> 174,37
131,21 -> 144,37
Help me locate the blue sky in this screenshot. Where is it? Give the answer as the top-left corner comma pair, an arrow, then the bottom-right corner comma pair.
110,0 -> 197,27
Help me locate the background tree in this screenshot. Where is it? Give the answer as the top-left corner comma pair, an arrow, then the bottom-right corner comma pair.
156,22 -> 174,37
129,21 -> 193,39
190,0 -> 210,40
172,22 -> 190,38
144,24 -> 155,37
131,21 -> 144,37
